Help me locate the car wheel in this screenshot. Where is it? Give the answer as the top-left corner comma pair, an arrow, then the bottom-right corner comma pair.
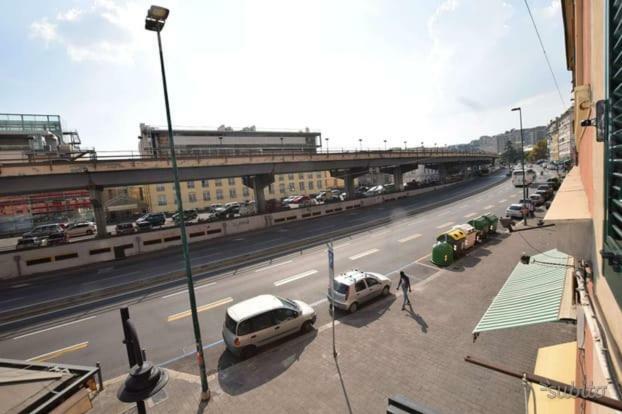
301,320 -> 314,334
382,286 -> 390,296
348,302 -> 359,313
240,345 -> 257,359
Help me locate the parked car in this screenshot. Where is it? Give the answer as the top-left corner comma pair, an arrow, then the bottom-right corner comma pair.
19,224 -> 67,246
65,222 -> 96,238
115,222 -> 136,235
546,177 -> 561,190
518,199 -> 536,215
364,185 -> 385,197
535,189 -> 550,202
16,236 -> 43,249
238,202 -> 256,216
222,294 -> 316,358
136,212 -> 166,229
214,204 -> 239,219
536,184 -> 554,199
172,209 -> 198,224
327,270 -> 391,313
528,193 -> 545,207
505,203 -> 526,220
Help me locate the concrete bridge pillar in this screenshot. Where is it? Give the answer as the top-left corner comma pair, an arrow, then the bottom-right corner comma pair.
393,167 -> 404,191
438,164 -> 448,184
243,174 -> 275,214
344,174 -> 355,200
89,186 -> 108,238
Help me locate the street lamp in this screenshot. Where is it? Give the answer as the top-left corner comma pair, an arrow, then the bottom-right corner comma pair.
145,5 -> 210,401
511,106 -> 528,225
403,140 -> 407,150
384,139 -> 387,151
325,137 -> 329,154
358,138 -> 363,151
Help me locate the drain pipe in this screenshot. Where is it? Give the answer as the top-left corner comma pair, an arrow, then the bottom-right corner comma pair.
575,264 -> 622,404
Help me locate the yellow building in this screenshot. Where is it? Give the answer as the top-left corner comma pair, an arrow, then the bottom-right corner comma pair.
144,171 -> 343,213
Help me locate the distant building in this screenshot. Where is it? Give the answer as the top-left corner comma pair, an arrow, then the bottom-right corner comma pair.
137,124 -> 341,213
547,116 -> 560,161
469,125 -> 547,154
557,107 -> 575,162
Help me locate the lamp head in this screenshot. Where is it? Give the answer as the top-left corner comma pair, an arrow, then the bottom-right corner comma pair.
511,107 -> 521,112
145,5 -> 169,32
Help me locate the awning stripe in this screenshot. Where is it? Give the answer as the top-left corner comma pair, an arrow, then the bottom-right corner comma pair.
473,249 -> 575,334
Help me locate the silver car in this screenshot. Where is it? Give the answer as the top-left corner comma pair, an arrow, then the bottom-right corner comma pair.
222,295 -> 316,358
327,270 -> 391,313
506,203 -> 525,219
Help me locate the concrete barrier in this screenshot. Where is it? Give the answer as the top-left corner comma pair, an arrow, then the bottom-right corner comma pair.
0,180 -> 468,280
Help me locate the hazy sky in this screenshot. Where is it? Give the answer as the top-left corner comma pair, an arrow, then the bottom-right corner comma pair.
1,0 -> 571,152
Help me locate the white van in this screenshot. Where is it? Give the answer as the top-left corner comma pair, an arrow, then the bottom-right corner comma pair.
222,295 -> 316,358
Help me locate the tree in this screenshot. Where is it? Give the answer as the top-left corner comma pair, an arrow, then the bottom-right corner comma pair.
528,139 -> 548,162
500,141 -> 520,165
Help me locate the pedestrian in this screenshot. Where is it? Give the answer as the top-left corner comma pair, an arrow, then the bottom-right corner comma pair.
397,271 -> 412,310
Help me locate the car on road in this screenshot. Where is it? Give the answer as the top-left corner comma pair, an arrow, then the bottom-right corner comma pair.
65,222 -> 96,238
536,184 -> 554,199
172,209 -> 198,224
528,193 -> 545,207
505,203 -> 526,220
115,222 -> 136,235
518,199 -> 535,215
222,294 -> 316,358
365,185 -> 385,197
135,212 -> 166,229
546,177 -> 561,190
327,270 -> 391,313
19,224 -> 67,247
214,204 -> 239,219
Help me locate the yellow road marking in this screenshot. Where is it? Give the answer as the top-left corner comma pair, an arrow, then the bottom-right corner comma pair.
167,297 -> 233,322
27,341 -> 89,362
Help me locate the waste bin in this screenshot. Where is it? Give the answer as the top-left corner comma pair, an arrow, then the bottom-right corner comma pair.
452,223 -> 477,250
482,214 -> 498,233
436,229 -> 467,257
432,240 -> 454,266
467,216 -> 489,242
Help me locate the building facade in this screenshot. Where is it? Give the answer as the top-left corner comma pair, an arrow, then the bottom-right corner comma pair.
557,106 -> 576,162
547,116 -> 561,161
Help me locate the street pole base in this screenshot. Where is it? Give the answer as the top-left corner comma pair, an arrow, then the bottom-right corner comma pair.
200,390 -> 211,402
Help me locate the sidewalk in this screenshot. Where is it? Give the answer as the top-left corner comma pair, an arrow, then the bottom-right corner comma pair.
92,222 -> 574,413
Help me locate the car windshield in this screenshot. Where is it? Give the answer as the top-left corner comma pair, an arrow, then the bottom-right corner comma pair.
509,206 -> 521,210
333,281 -> 349,294
224,312 -> 237,334
277,297 -> 299,310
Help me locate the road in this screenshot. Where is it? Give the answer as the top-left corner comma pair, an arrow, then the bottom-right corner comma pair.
0,172 -> 539,382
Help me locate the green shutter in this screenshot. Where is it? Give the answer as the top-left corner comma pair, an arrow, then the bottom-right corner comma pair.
603,0 -> 622,305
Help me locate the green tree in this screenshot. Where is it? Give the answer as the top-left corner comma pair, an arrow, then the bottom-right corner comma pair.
500,141 -> 520,165
528,139 -> 548,162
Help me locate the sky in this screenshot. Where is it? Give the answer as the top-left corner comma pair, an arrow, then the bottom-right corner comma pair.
0,0 -> 572,152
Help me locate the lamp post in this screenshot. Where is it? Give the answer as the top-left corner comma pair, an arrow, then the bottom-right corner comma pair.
384,139 -> 387,151
325,137 -> 329,154
358,138 -> 363,151
218,136 -> 222,155
403,140 -> 407,150
145,5 -> 210,401
511,106 -> 528,225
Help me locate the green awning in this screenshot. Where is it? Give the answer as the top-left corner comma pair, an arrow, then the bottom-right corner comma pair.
473,249 -> 576,336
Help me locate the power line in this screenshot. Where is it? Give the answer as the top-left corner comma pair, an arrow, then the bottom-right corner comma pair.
523,0 -> 566,108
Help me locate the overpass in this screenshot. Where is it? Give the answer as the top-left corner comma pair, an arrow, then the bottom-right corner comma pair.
0,148 -> 496,236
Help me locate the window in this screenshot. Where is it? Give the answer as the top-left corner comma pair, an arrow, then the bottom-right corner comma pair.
307,173 -> 313,179
355,280 -> 367,292
298,173 -> 304,179
228,177 -> 235,185
215,179 -> 222,187
299,182 -> 305,191
268,184 -> 274,194
243,187 -> 250,197
280,183 -> 286,193
216,189 -> 223,200
201,179 -> 209,187
273,308 -> 297,324
188,193 -> 197,203
187,181 -> 195,189
279,175 -> 284,181
250,312 -> 275,332
288,174 -> 294,180
365,277 -> 380,287
289,183 -> 295,191
308,181 -> 314,190
156,184 -> 165,192
158,195 -> 167,206
229,188 -> 237,198
316,172 -> 322,178
237,319 -> 252,336
317,180 -> 323,189
203,191 -> 211,201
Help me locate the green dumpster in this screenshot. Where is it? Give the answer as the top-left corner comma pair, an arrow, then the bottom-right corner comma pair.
483,213 -> 498,233
436,229 -> 467,257
467,216 -> 489,242
432,240 -> 454,266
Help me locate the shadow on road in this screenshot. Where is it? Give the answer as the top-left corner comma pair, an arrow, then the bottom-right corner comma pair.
333,294 -> 396,328
217,329 -> 317,396
334,356 -> 354,414
404,305 -> 428,333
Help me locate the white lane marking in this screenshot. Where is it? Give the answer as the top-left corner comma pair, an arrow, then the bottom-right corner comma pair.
161,282 -> 217,299
408,220 -> 424,226
437,211 -> 450,217
464,213 -> 476,218
349,249 -> 380,260
13,316 -> 97,340
334,242 -> 351,249
483,205 -> 494,209
159,339 -> 225,367
398,234 -> 422,243
274,270 -> 318,286
372,229 -> 390,236
27,341 -> 89,362
167,297 -> 233,322
310,298 -> 328,307
435,221 -> 455,229
254,260 -> 294,273
498,199 -> 507,203
318,320 -> 341,333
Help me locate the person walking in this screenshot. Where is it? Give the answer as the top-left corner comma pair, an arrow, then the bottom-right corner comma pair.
397,271 -> 412,310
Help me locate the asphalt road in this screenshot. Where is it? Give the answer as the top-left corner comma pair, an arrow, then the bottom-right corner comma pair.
0,171 -> 551,382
